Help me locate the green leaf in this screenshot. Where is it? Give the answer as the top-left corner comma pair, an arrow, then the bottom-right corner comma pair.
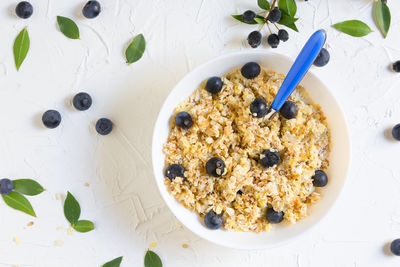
73,220 -> 94,233
2,192 -> 36,217
144,250 -> 162,267
278,0 -> 297,17
257,0 -> 270,10
332,20 -> 373,37
232,14 -> 265,25
125,34 -> 146,65
278,12 -> 299,32
13,27 -> 30,71
13,179 -> 45,196
374,0 -> 391,38
57,16 -> 80,39
64,191 -> 81,225
102,256 -> 123,267
254,17 -> 266,25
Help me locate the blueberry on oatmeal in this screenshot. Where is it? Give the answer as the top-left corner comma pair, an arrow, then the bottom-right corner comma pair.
250,98 -> 269,118
165,164 -> 185,181
312,170 -> 328,187
205,77 -> 223,94
206,157 -> 226,177
266,207 -> 284,224
241,62 -> 261,79
175,112 -> 193,130
279,101 -> 297,119
260,150 -> 280,168
204,211 -> 223,230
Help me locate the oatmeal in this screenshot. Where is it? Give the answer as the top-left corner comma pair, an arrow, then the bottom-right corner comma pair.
163,65 -> 330,232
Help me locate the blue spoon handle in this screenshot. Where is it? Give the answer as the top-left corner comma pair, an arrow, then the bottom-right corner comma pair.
270,29 -> 327,112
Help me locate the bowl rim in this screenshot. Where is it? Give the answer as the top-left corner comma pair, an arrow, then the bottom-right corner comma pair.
151,50 -> 351,250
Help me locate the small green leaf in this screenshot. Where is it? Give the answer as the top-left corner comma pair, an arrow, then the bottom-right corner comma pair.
232,14 -> 265,25
278,12 -> 299,32
64,191 -> 81,225
13,179 -> 45,196
102,256 -> 123,267
374,0 -> 391,38
125,34 -> 146,65
2,192 -> 36,217
73,220 -> 94,233
332,20 -> 373,37
254,17 -> 265,25
13,27 -> 30,71
57,16 -> 80,39
278,0 -> 297,17
257,0 -> 270,10
144,250 -> 162,267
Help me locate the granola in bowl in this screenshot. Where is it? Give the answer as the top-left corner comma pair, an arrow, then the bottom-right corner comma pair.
162,64 -> 330,233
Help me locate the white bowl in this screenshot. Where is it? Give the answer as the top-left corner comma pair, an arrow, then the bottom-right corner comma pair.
152,51 -> 350,250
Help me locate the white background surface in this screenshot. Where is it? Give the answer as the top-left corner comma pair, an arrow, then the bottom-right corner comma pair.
0,0 -> 399,266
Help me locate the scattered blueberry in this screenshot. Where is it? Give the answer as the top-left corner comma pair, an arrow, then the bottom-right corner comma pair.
15,1 -> 33,19
265,207 -> 284,224
0,179 -> 14,195
267,34 -> 280,48
247,31 -> 262,48
312,170 -> 328,187
278,29 -> 289,42
393,61 -> 400,73
279,101 -> 297,119
260,150 -> 280,168
95,118 -> 113,135
267,8 -> 281,23
206,157 -> 226,177
82,1 -> 101,19
205,77 -> 223,94
241,62 -> 261,79
42,110 -> 61,129
237,190 -> 243,195
204,211 -> 223,230
165,164 -> 185,181
313,48 -> 330,67
392,124 -> 400,141
73,92 -> 92,111
175,112 -> 193,130
390,239 -> 400,256
250,98 -> 269,118
242,10 -> 256,23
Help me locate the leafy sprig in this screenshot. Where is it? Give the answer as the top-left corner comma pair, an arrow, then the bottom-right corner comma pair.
2,179 -> 44,217
64,191 -> 94,233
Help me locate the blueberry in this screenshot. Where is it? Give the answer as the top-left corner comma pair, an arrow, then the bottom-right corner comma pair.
381,0 -> 387,3
241,62 -> 261,79
15,1 -> 33,19
250,98 -> 269,118
175,112 -> 193,130
247,31 -> 262,48
314,48 -> 330,67
279,101 -> 297,119
393,61 -> 400,73
0,179 -> 14,195
73,92 -> 92,111
242,10 -> 256,23
312,170 -> 328,187
165,164 -> 185,181
260,150 -> 280,168
278,29 -> 289,42
204,211 -> 223,230
266,207 -> 284,223
206,157 -> 226,177
267,34 -> 280,48
205,77 -> 223,94
392,124 -> 400,141
42,110 -> 61,129
96,118 -> 113,135
237,190 -> 243,195
267,8 -> 281,23
82,1 -> 101,19
390,239 -> 400,256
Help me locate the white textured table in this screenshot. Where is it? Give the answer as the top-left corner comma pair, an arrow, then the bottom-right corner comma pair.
1,0 -> 400,266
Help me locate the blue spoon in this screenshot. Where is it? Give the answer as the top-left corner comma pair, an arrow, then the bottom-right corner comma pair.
266,29 -> 327,119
